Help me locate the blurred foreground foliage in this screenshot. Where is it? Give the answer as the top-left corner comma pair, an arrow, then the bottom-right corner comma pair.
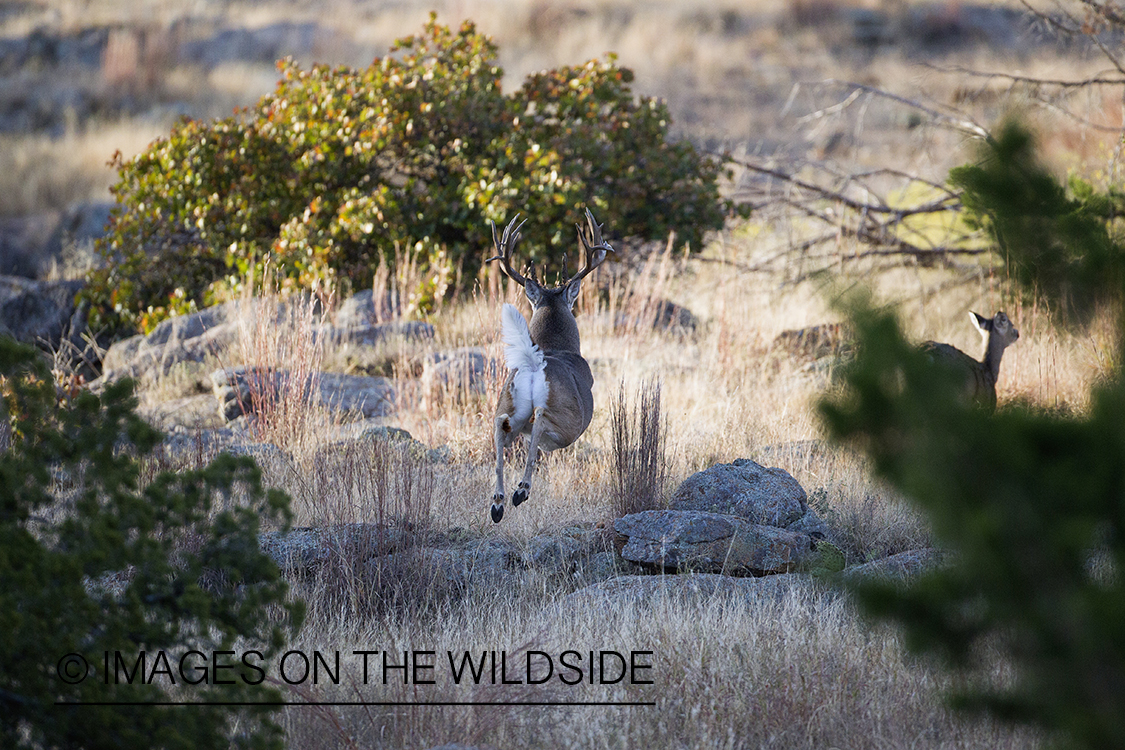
85,14 -> 744,336
821,122 -> 1125,749
0,336 -> 303,749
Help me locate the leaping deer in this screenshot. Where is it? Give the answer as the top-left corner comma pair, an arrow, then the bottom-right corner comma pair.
486,209 -> 614,523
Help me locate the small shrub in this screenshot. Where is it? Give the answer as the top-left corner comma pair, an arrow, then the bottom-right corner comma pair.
86,14 -> 746,337
610,378 -> 668,518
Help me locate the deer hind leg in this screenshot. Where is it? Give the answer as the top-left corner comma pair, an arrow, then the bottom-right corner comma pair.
513,406 -> 547,507
491,413 -> 513,523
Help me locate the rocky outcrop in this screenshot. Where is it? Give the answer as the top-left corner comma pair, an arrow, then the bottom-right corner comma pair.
421,347 -> 501,407
614,509 -> 838,575
670,458 -> 809,527
615,299 -> 698,334
210,366 -> 395,422
835,548 -> 948,586
261,523 -> 412,574
0,274 -> 84,350
98,300 -> 241,386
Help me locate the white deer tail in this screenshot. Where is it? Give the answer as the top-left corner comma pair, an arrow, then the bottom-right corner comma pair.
500,303 -> 548,421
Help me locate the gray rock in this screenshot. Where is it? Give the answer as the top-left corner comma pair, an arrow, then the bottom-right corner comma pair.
574,550 -> 646,585
670,458 -> 808,527
786,507 -> 835,540
336,289 -> 401,327
615,299 -> 698,334
380,540 -> 524,589
99,303 -> 240,386
321,321 -> 435,347
317,372 -> 396,418
210,366 -> 395,422
0,275 -> 84,349
614,509 -> 822,575
421,347 -> 501,406
315,422 -> 450,465
526,534 -> 583,569
836,548 -> 948,586
260,523 -> 409,575
0,214 -> 63,277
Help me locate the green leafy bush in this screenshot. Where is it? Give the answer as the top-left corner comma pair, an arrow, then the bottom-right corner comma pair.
86,14 -> 743,335
0,337 -> 303,749
821,123 -> 1125,749
951,121 -> 1125,327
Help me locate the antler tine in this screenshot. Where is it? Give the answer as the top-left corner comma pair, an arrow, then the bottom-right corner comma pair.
568,208 -> 614,285
485,214 -> 531,286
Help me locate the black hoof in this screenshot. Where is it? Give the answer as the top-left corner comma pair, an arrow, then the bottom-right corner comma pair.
512,483 -> 530,507
490,504 -> 504,523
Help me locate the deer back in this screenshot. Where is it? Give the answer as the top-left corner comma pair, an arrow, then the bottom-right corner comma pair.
920,341 -> 997,408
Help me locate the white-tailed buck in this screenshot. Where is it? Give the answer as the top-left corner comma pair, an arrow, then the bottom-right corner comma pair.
486,209 -> 613,523
920,311 -> 1020,410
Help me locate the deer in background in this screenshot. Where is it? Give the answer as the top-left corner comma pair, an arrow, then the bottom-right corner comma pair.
920,311 -> 1020,410
486,209 -> 614,523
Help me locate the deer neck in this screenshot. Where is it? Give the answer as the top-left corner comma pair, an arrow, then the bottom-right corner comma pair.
529,306 -> 582,354
981,334 -> 1007,384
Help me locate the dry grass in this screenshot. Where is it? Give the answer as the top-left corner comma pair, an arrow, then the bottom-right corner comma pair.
610,378 -> 669,517
276,582 -> 1036,750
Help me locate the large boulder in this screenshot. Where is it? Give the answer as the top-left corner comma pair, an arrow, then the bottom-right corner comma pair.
613,509 -> 838,576
0,274 -> 84,350
260,523 -> 411,575
421,347 -> 501,408
372,540 -> 525,591
0,214 -> 62,277
319,321 -> 435,348
670,458 -> 808,527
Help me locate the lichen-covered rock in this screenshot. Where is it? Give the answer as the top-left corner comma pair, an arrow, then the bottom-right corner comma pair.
836,548 -> 948,586
614,509 -> 821,575
670,458 -> 808,527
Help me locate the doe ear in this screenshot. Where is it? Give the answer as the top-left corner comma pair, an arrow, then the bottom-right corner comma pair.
564,278 -> 582,309
970,311 -> 993,334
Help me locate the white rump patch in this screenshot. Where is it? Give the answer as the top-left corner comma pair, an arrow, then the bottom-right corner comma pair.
501,303 -> 548,423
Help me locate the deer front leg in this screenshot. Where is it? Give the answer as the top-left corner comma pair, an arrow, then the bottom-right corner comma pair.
491,413 -> 512,523
513,406 -> 547,507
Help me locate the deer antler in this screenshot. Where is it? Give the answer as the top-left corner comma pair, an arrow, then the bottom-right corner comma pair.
567,208 -> 614,286
486,215 -> 534,286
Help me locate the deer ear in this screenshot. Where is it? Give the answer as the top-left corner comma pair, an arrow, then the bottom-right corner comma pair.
970,311 -> 992,333
564,278 -> 582,308
523,278 -> 544,307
